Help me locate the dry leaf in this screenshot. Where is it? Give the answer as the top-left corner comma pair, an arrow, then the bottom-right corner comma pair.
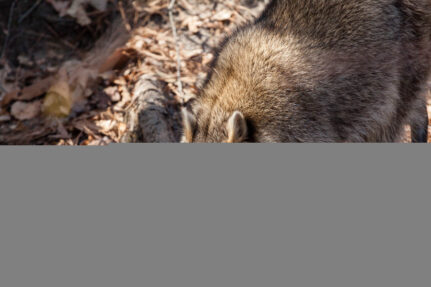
11,101 -> 42,120
212,10 -> 233,21
70,67 -> 98,101
17,55 -> 33,66
98,48 -> 130,73
43,80 -> 73,118
67,1 -> 91,25
46,0 -> 70,16
104,86 -> 121,102
66,0 -> 108,26
182,16 -> 202,33
0,115 -> 11,122
2,0 -> 273,146
88,0 -> 108,11
182,48 -> 203,59
95,119 -> 116,133
1,76 -> 56,107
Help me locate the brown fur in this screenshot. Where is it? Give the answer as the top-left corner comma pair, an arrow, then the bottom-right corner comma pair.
182,0 -> 431,143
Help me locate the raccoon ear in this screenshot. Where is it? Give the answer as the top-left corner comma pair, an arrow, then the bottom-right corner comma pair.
227,111 -> 247,143
181,108 -> 196,143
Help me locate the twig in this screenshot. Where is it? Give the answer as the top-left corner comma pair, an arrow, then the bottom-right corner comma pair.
168,0 -> 184,102
18,0 -> 42,24
1,0 -> 18,59
118,1 -> 132,32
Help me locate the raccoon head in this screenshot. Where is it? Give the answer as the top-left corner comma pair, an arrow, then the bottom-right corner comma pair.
181,107 -> 248,143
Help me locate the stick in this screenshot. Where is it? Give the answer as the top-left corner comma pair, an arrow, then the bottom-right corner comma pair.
120,75 -> 179,143
1,0 -> 18,59
168,0 -> 184,102
118,0 -> 132,32
18,0 -> 42,24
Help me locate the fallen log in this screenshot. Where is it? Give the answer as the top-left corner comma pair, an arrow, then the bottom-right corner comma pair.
120,75 -> 180,143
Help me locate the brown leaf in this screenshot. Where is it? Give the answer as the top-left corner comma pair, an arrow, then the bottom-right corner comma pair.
11,101 -> 42,120
42,80 -> 73,118
88,0 -> 108,11
70,67 -> 98,101
67,1 -> 91,26
98,48 -> 131,73
66,0 -> 108,26
46,0 -> 70,17
0,115 -> 11,122
182,48 -> 203,59
212,10 -> 233,21
1,76 -> 56,107
104,86 -> 121,102
95,119 -> 116,133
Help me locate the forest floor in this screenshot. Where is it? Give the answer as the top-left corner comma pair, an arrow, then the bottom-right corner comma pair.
0,0 -> 429,144
0,0 -> 268,144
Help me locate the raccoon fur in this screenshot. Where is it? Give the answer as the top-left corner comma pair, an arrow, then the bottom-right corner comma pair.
182,0 -> 431,143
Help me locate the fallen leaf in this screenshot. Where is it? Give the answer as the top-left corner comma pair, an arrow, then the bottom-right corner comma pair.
46,0 -> 70,16
17,55 -> 33,66
54,119 -> 71,139
212,10 -> 233,21
0,115 -> 11,122
86,136 -> 110,146
182,16 -> 202,33
67,1 -> 91,26
182,48 -> 203,59
99,71 -> 117,82
117,122 -> 127,134
66,0 -> 108,26
43,79 -> 73,118
95,119 -> 116,132
70,67 -> 98,101
1,76 -> 56,107
104,86 -> 121,102
98,48 -> 130,73
73,120 -> 100,138
202,53 -> 214,65
11,101 -> 42,120
88,0 -> 108,11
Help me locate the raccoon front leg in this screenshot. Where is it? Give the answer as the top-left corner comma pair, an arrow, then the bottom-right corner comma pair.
410,97 -> 429,143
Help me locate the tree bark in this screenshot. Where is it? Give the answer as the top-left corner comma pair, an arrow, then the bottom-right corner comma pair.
120,75 -> 180,143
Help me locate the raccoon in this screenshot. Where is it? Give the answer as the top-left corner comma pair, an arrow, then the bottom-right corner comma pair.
182,0 -> 431,143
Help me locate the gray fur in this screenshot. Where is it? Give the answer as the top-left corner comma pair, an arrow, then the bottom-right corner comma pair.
183,0 -> 431,143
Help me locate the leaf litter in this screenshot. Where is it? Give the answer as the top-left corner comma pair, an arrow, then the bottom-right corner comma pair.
0,0 -> 270,144
0,0 -> 428,144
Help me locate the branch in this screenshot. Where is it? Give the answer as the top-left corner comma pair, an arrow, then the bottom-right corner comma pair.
168,0 -> 184,102
120,75 -> 180,143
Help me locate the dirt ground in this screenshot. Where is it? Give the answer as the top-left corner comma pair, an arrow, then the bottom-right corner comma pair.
0,0 -> 430,144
